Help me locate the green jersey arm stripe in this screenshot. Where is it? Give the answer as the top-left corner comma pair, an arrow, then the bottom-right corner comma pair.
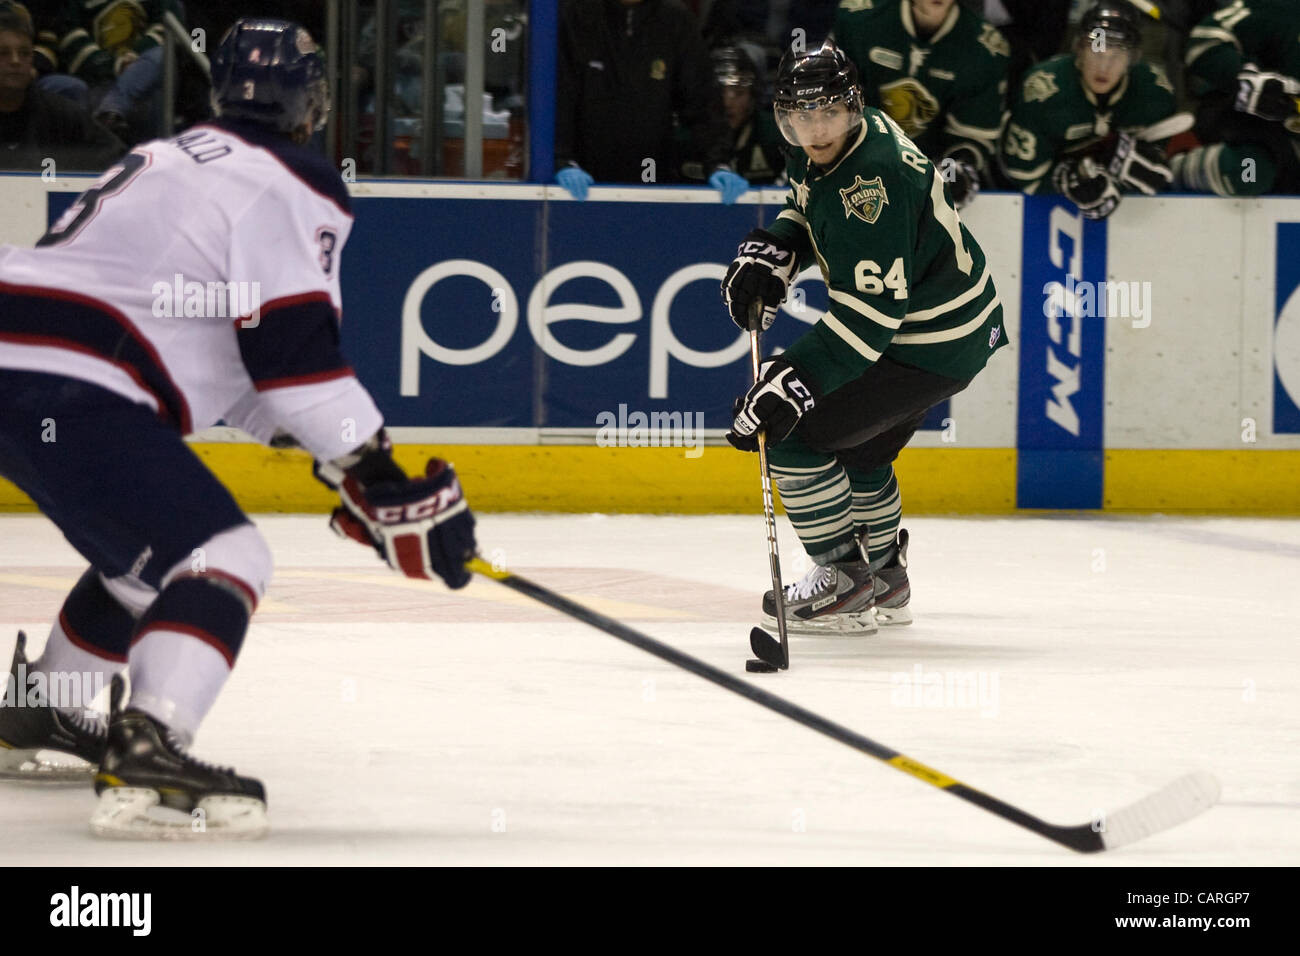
929,170 -> 974,275
893,294 -> 1001,345
820,311 -> 884,362
944,114 -> 1003,145
1186,25 -> 1240,64
776,208 -> 807,228
1002,158 -> 1052,184
829,289 -> 905,329
905,268 -> 992,323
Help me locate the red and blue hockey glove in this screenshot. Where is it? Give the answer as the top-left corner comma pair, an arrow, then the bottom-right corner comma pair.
317,448 -> 476,589
727,358 -> 817,452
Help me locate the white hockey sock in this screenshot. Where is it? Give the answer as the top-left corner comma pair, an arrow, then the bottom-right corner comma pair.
128,630 -> 232,745
30,620 -> 122,712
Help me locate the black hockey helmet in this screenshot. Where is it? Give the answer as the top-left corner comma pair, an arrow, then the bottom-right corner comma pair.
1075,4 -> 1143,58
773,39 -> 864,147
712,47 -> 758,90
211,18 -> 329,137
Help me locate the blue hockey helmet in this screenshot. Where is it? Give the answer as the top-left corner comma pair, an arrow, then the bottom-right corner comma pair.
211,18 -> 329,137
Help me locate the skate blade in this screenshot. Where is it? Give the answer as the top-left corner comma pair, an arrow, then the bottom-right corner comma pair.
90,787 -> 269,841
873,604 -> 913,626
0,746 -> 96,785
762,610 -> 878,636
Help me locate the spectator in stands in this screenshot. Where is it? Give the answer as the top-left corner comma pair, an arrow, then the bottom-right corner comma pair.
0,2 -> 90,109
0,5 -> 125,172
834,0 -> 1011,208
1000,4 -> 1178,219
1173,0 -> 1300,196
682,45 -> 784,184
555,0 -> 748,203
959,0 -> 1070,95
48,0 -> 189,144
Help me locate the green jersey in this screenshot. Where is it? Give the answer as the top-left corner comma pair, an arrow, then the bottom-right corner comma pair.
1001,54 -> 1177,194
833,0 -> 1010,173
730,112 -> 786,185
765,108 -> 1006,395
1186,0 -> 1300,135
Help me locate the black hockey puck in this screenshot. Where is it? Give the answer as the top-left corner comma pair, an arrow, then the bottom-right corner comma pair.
746,658 -> 779,673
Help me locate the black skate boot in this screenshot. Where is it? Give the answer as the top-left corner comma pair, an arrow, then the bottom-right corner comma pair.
0,631 -> 107,783
761,533 -> 878,635
91,675 -> 268,840
870,529 -> 912,626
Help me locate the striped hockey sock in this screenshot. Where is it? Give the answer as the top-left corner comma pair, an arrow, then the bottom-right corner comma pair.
847,464 -> 902,566
770,460 -> 857,565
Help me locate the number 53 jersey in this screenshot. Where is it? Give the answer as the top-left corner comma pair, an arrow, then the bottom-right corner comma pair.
0,119 -> 382,463
766,108 -> 1008,397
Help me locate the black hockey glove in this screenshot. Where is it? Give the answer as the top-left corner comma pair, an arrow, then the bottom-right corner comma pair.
942,148 -> 982,209
1106,132 -> 1172,195
727,358 -> 817,452
315,435 -> 476,589
1052,156 -> 1121,220
721,228 -> 798,332
1235,64 -> 1300,122
947,160 -> 980,209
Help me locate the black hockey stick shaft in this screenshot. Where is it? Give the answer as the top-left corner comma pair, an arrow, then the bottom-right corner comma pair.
747,318 -> 790,669
465,556 -> 1106,852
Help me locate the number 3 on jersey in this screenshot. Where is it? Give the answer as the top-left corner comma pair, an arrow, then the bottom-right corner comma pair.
855,257 -> 908,299
38,152 -> 150,248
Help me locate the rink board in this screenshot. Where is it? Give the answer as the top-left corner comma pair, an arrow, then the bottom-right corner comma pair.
0,176 -> 1297,512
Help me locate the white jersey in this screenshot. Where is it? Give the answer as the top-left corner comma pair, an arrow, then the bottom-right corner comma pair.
0,120 -> 382,463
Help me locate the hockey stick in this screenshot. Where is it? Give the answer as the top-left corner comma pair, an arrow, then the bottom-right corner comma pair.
465,555 -> 1221,852
745,315 -> 790,671
1120,0 -> 1191,34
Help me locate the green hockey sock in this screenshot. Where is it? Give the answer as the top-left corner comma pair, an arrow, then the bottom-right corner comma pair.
770,460 -> 856,565
847,464 -> 902,565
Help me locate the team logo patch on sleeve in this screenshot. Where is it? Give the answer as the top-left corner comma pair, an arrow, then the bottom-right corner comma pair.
840,175 -> 889,224
1022,71 -> 1059,104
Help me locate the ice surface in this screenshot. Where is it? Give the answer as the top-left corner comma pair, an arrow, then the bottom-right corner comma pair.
0,513 -> 1295,865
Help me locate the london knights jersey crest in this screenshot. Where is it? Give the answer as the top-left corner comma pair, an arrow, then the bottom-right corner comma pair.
839,175 -> 889,223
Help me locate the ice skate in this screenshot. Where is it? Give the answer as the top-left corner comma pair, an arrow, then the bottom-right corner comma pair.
871,529 -> 912,626
91,676 -> 268,841
761,540 -> 879,635
0,632 -> 106,783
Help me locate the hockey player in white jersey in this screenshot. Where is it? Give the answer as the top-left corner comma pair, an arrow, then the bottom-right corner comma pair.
0,18 -> 476,839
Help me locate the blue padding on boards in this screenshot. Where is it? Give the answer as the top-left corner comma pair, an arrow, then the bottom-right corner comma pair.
1017,449 -> 1105,510
1015,196 -> 1107,509
1273,223 -> 1300,434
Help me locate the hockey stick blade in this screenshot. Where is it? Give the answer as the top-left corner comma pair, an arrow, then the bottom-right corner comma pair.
1097,770 -> 1221,850
466,556 -> 1219,852
749,626 -> 786,668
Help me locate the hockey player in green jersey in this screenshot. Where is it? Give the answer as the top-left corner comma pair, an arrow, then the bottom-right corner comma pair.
1175,0 -> 1300,196
719,39 -> 1006,634
681,47 -> 786,185
1000,3 -> 1178,219
834,0 -> 1011,208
